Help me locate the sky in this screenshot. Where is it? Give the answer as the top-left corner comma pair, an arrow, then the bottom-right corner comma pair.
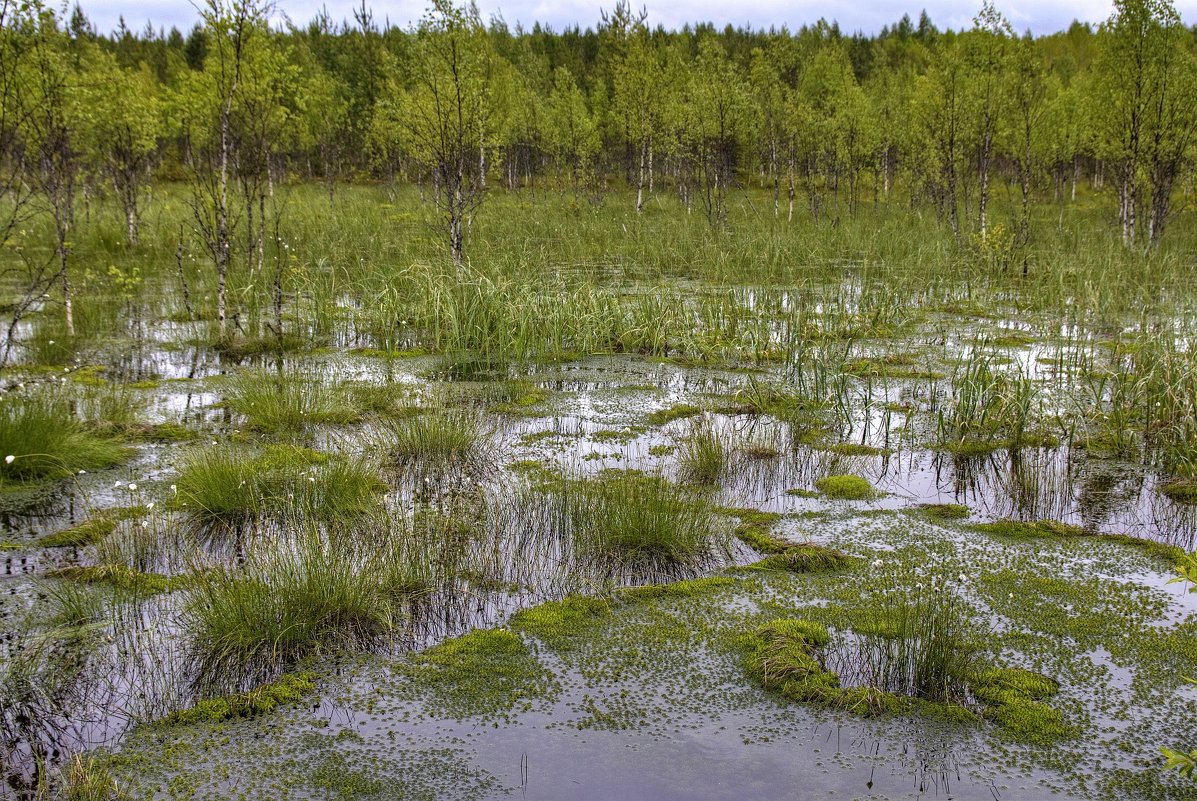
81,0 -> 1196,38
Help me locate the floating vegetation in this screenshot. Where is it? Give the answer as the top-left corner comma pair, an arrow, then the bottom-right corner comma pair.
162,673 -> 317,726
815,474 -> 879,500
970,667 -> 1073,745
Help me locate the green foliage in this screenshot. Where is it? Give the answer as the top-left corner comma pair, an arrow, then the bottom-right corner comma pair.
182,529 -> 418,684
0,391 -> 130,483
175,445 -> 384,531
749,544 -> 854,574
415,629 -> 554,718
223,372 -> 359,434
162,673 -> 317,726
646,403 -> 702,426
379,409 -> 494,471
676,423 -> 728,484
814,474 -> 878,500
509,595 -> 611,648
562,473 -> 727,573
970,667 -> 1071,744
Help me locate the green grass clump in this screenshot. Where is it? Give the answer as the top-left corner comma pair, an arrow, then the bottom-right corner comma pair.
162,673 -> 317,726
970,667 -> 1071,744
39,506 -> 148,548
0,392 -> 130,483
183,531 -> 412,683
380,410 -> 494,470
563,473 -> 727,573
1160,480 -> 1197,505
646,403 -> 702,426
223,372 -> 358,434
918,503 -> 970,520
47,564 -> 172,595
676,424 -> 728,484
175,445 -> 384,531
815,474 -> 879,500
415,629 -> 555,718
749,544 -> 854,573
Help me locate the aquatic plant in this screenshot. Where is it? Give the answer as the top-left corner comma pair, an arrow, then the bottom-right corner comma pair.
183,529 -> 416,686
379,409 -> 495,472
850,565 -> 978,704
815,474 -> 878,500
175,445 -> 384,532
0,391 -> 129,483
562,473 -> 728,575
676,421 -> 728,484
223,371 -> 359,434
162,673 -> 317,726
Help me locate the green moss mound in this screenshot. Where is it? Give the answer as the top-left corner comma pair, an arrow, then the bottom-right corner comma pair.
1160,479 -> 1197,505
163,673 -> 317,726
646,403 -> 702,426
918,503 -> 970,520
509,595 -> 611,648
814,474 -> 879,500
969,667 -> 1073,745
749,544 -> 854,573
39,506 -> 148,548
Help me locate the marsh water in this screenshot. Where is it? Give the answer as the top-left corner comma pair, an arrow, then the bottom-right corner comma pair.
3,281 -> 1197,801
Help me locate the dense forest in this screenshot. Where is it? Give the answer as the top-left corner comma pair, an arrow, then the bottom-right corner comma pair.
1,0 -> 1195,280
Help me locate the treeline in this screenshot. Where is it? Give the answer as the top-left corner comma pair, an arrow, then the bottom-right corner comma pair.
0,0 -> 1195,309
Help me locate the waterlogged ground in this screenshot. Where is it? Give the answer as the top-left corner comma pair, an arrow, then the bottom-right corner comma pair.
3,284 -> 1197,799
106,513 -> 1197,800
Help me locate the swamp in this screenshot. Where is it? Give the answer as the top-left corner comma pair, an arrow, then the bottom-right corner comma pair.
2,0 -> 1197,798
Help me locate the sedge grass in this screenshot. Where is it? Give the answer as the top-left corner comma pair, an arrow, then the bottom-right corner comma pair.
0,391 -> 130,484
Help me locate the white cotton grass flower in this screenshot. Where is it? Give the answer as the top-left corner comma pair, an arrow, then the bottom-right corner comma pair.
127,482 -> 137,491
4,455 -> 13,465
871,559 -> 884,569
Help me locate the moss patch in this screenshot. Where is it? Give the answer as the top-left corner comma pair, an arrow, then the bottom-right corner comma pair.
815,474 -> 879,500
646,403 -> 702,426
39,505 -> 148,548
1160,479 -> 1197,505
918,503 -> 970,521
163,673 -> 317,726
414,629 -> 556,720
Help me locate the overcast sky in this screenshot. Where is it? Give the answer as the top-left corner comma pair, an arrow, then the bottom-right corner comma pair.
80,0 -> 1196,38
